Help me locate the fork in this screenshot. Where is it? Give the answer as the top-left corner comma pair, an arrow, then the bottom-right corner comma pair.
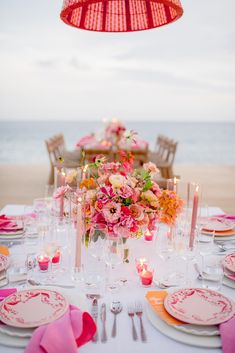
135,302 -> 147,342
128,305 -> 138,341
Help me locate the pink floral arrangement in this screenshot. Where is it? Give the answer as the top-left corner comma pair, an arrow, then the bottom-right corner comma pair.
83,156 -> 183,239
104,119 -> 126,141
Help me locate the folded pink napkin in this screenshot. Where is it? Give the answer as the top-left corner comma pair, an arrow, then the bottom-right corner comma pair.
0,288 -> 17,302
215,214 -> 235,222
220,315 -> 235,353
25,305 -> 96,353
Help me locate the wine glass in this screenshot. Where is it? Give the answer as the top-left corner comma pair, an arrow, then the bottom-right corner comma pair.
104,236 -> 124,292
88,224 -> 107,261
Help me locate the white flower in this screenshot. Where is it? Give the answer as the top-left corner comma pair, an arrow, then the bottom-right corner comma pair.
109,174 -> 126,189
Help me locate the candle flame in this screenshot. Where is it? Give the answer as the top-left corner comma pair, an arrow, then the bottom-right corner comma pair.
196,185 -> 199,192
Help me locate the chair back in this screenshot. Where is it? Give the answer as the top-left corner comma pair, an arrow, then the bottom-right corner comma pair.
45,134 -> 65,165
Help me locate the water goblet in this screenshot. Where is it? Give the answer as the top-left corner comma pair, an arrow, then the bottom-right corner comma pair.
104,236 -> 124,292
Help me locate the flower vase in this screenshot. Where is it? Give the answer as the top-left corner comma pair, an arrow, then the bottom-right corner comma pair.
122,237 -> 130,263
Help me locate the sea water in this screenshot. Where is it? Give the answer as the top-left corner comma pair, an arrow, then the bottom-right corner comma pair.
0,121 -> 235,164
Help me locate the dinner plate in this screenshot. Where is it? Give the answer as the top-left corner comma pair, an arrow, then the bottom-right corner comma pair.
0,232 -> 24,240
223,275 -> 235,289
146,303 -> 221,348
0,288 -> 69,328
223,252 -> 235,273
202,218 -> 234,232
0,287 -> 88,347
164,288 -> 235,326
0,254 -> 10,271
201,229 -> 235,237
0,287 -> 88,348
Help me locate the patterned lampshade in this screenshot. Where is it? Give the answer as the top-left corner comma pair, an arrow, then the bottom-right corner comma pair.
60,0 -> 183,32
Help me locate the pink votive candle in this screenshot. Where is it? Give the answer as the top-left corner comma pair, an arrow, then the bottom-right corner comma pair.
37,255 -> 50,271
144,230 -> 154,242
52,250 -> 61,264
140,268 -> 154,287
135,257 -> 148,273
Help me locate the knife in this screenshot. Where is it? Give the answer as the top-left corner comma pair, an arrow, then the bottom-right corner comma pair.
100,303 -> 107,343
91,298 -> 99,342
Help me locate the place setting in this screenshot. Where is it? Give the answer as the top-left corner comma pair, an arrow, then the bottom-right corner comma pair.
145,287 -> 235,349
0,286 -> 94,349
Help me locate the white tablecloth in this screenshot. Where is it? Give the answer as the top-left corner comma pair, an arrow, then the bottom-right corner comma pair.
0,206 -> 234,353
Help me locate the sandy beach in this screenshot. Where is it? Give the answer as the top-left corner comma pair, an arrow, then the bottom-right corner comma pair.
0,163 -> 234,213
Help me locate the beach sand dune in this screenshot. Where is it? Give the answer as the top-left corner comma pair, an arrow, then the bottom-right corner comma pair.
0,164 -> 234,213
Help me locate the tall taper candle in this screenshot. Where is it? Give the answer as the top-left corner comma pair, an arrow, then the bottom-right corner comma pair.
59,195 -> 64,219
189,185 -> 199,249
75,197 -> 82,269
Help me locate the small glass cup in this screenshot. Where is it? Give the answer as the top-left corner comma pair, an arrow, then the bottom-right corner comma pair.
201,254 -> 224,291
135,257 -> 148,273
139,265 -> 154,287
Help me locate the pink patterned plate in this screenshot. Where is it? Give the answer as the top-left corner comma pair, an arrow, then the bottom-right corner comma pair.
164,288 -> 235,326
0,289 -> 68,328
0,254 -> 10,271
223,252 -> 235,273
202,218 -> 234,232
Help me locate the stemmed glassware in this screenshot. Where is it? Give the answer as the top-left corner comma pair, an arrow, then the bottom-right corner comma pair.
104,236 -> 124,292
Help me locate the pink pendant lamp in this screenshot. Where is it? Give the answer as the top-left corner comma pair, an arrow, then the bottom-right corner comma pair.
60,0 -> 183,33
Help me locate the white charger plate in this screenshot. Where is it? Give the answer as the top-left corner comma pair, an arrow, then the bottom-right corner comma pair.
0,286 -> 88,347
146,303 -> 221,348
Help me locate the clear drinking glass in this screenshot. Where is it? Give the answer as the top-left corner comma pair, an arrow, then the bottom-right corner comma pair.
104,236 -> 124,292
201,254 -> 224,291
87,225 -> 107,261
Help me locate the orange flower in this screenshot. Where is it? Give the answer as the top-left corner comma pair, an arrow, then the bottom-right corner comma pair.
80,178 -> 96,190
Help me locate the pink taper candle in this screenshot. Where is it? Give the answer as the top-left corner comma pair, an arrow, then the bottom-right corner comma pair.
189,185 -> 199,249
75,197 -> 82,269
59,195 -> 64,219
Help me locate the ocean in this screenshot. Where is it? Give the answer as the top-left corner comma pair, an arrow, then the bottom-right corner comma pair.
0,121 -> 235,164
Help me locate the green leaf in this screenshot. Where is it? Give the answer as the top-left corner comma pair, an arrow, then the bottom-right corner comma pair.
143,179 -> 153,192
122,198 -> 132,206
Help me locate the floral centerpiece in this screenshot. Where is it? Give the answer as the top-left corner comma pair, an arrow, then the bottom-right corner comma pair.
104,119 -> 126,145
82,153 -> 184,240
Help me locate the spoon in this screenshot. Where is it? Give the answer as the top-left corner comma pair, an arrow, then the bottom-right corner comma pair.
110,301 -> 122,337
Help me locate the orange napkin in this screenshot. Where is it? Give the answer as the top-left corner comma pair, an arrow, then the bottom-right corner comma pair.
0,245 -> 9,256
146,291 -> 185,326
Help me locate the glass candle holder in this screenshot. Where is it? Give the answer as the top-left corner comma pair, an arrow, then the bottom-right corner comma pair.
51,250 -> 61,264
144,230 -> 154,242
37,255 -> 50,271
167,177 -> 180,193
135,257 -> 148,273
139,265 -> 154,287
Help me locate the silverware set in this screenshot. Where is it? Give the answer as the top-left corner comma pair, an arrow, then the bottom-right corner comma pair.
89,298 -> 147,343
128,302 -> 147,342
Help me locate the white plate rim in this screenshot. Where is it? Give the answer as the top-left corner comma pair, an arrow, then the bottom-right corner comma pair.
164,288 -> 235,326
0,288 -> 69,328
146,303 -> 221,348
0,287 -> 88,344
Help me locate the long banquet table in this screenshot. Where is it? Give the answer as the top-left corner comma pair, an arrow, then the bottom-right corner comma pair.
0,206 -> 234,353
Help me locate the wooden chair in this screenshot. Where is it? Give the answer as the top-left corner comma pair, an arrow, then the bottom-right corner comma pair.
157,139 -> 178,179
45,134 -> 81,185
149,135 -> 178,180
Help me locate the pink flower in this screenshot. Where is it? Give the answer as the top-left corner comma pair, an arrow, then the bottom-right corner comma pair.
143,162 -> 159,175
103,201 -> 121,223
99,162 -> 121,174
129,204 -> 144,221
116,185 -> 133,198
53,185 -> 72,199
113,216 -> 134,237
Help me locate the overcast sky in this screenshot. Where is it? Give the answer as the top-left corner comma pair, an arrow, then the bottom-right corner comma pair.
0,0 -> 235,122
